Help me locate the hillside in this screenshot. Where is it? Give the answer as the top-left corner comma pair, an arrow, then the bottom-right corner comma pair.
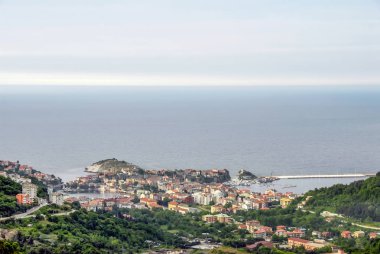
0,176 -> 29,217
0,207 -> 247,254
303,172 -> 380,221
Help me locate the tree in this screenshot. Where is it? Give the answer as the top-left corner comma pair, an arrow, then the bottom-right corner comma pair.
0,240 -> 20,254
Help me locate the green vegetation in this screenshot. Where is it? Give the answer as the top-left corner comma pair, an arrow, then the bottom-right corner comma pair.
29,177 -> 48,199
234,206 -> 336,233
0,176 -> 31,217
33,204 -> 72,216
303,172 -> 380,222
0,207 -> 249,253
0,240 -> 20,254
0,176 -> 22,196
334,238 -> 380,254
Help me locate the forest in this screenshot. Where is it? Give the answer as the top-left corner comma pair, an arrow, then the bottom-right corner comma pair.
303,172 -> 380,221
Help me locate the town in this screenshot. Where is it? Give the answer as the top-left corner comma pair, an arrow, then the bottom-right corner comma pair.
1,159 -> 379,253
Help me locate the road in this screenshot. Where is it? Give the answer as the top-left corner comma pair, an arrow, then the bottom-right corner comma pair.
299,206 -> 380,231
351,223 -> 380,230
0,200 -> 48,222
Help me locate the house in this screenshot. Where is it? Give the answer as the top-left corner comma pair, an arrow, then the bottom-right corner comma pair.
238,224 -> 247,230
140,198 -> 156,205
258,226 -> 273,234
275,229 -> 287,237
82,198 -> 105,211
288,238 -> 310,248
210,204 -> 225,214
202,215 -> 217,223
168,201 -> 179,210
116,197 -> 133,208
215,213 -> 233,223
202,214 -> 233,224
16,193 -> 32,205
146,200 -> 160,209
245,220 -> 261,233
341,231 -> 351,239
280,197 -> 292,208
352,231 -> 365,238
287,229 -> 305,238
148,203 -> 163,209
288,238 -> 329,251
252,229 -> 267,238
322,231 -> 332,239
369,232 -> 379,239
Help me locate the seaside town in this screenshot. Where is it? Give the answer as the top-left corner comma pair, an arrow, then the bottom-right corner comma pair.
1,159 -> 379,254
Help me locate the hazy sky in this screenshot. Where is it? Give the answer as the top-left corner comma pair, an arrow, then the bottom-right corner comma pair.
1,0 -> 380,86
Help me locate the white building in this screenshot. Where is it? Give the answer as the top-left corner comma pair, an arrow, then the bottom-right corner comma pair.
192,192 -> 212,205
51,192 -> 64,206
22,183 -> 38,201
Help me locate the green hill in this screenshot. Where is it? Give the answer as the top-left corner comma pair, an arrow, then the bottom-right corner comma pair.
303,172 -> 380,222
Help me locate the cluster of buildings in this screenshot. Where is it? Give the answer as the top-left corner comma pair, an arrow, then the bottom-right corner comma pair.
0,160 -> 63,189
340,230 -> 379,239
69,180 -> 297,216
64,165 -> 299,217
0,160 -> 65,207
14,182 -> 64,206
65,168 -> 230,193
200,214 -> 379,252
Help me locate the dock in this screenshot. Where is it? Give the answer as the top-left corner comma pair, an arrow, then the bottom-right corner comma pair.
273,173 -> 376,179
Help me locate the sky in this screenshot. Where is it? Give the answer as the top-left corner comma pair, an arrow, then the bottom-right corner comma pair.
0,0 -> 380,86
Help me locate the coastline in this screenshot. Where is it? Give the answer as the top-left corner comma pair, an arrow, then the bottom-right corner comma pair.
239,176 -> 370,194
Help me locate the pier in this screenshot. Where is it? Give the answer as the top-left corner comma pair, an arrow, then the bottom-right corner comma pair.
273,173 -> 375,179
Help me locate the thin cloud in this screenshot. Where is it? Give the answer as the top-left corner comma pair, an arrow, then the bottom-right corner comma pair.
1,72 -> 379,86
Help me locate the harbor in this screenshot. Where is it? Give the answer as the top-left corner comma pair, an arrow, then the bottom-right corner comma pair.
227,172 -> 375,194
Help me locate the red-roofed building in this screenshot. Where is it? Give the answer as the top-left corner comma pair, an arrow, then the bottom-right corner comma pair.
258,226 -> 273,234
246,220 -> 261,233
275,229 -> 288,237
16,193 -> 32,205
369,232 -> 379,239
168,201 -> 179,210
341,231 -> 351,239
252,229 -> 267,238
288,238 -> 309,247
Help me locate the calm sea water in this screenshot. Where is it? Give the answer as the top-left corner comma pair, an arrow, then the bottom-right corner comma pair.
1,86 -> 379,186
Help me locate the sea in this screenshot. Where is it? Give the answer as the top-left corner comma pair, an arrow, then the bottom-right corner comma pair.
1,85 -> 379,193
